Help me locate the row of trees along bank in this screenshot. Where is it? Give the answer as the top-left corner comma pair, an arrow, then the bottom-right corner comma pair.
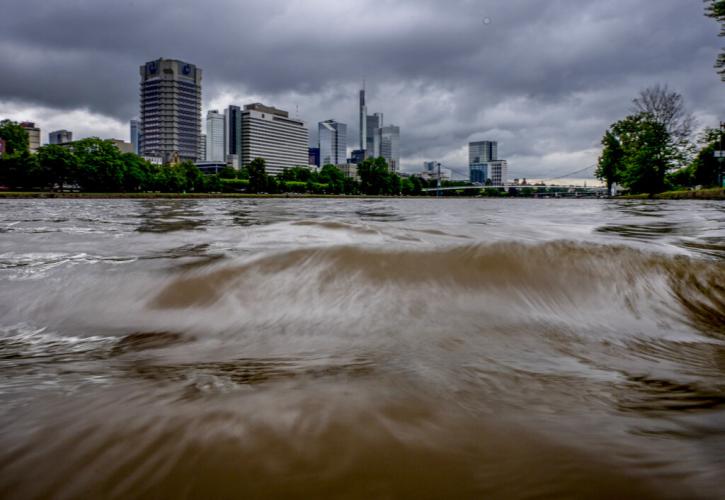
595,85 -> 724,195
0,121 -> 443,195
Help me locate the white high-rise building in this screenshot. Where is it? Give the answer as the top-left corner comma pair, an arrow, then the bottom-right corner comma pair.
319,120 -> 347,166
241,103 -> 309,176
205,110 -> 225,162
488,160 -> 508,186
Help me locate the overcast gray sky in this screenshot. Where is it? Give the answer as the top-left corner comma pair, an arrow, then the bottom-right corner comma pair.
0,0 -> 722,178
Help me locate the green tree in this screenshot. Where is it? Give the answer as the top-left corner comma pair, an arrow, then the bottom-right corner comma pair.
179,160 -> 205,192
36,144 -> 80,191
358,157 -> 394,195
612,114 -> 672,195
247,158 -> 267,193
689,127 -> 725,187
218,166 -> 238,179
596,130 -> 624,192
319,164 -> 345,194
705,0 -> 725,80
70,138 -> 127,192
0,120 -> 30,155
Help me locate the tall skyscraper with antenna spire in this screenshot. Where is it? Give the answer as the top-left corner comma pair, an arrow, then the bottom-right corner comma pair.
359,83 -> 367,153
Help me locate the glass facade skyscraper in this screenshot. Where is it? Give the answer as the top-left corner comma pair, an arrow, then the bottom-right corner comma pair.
319,120 -> 347,166
206,110 -> 225,162
225,105 -> 242,168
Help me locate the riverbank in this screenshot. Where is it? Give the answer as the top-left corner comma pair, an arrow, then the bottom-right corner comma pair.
620,187 -> 725,200
0,192 -> 390,199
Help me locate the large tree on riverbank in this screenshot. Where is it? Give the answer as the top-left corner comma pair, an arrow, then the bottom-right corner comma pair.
705,0 -> 725,80
597,113 -> 673,195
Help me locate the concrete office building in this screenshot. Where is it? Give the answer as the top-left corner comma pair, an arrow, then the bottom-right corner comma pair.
241,103 -> 308,176
488,160 -> 508,186
199,134 -> 206,162
379,125 -> 400,172
318,120 -> 347,166
20,122 -> 40,152
139,58 -> 202,163
49,130 -> 72,145
225,105 -> 242,168
205,110 -> 225,162
129,120 -> 141,154
107,139 -> 134,154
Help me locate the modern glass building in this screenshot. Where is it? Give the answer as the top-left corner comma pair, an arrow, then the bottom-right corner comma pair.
241,103 -> 309,176
129,120 -> 140,154
469,140 -> 499,184
225,105 -> 242,168
469,164 -> 488,184
379,125 -> 400,172
469,160 -> 508,185
139,58 -> 202,163
469,141 -> 497,164
308,147 -> 320,167
318,120 -> 347,166
366,113 -> 383,158
205,110 -> 225,162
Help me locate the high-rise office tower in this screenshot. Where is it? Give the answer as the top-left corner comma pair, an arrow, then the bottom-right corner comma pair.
469,141 -> 498,184
129,120 -> 140,154
49,130 -> 73,145
225,105 -> 242,168
318,120 -> 347,166
139,58 -> 202,163
205,110 -> 225,162
359,88 -> 367,152
241,103 -> 309,176
469,141 -> 497,164
378,125 -> 400,172
366,112 -> 383,158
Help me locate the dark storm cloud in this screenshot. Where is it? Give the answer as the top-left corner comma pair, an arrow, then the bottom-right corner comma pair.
0,0 -> 721,176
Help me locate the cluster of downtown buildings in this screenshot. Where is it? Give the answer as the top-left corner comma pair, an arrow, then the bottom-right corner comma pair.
6,56 -> 509,186
129,58 -> 401,177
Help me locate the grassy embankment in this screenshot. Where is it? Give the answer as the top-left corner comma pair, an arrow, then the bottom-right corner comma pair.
0,192 -> 384,199
621,188 -> 724,200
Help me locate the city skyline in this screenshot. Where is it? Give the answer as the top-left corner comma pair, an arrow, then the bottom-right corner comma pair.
0,0 -> 722,178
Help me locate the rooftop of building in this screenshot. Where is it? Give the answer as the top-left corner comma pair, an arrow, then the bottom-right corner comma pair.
244,103 -> 289,118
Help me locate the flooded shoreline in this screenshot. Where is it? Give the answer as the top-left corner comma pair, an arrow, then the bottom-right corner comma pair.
1,198 -> 724,498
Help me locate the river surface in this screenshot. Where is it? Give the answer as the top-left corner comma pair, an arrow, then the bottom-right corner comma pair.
0,198 -> 724,499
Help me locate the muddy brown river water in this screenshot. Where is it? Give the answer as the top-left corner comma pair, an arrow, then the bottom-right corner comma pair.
0,198 -> 724,499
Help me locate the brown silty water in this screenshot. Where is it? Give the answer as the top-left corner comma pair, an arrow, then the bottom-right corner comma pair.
0,198 -> 724,498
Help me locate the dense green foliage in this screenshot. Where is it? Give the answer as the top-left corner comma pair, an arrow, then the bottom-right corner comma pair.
596,113 -> 673,195
0,134 -> 220,193
1,121 -> 437,195
667,128 -> 725,188
705,0 -> 725,80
